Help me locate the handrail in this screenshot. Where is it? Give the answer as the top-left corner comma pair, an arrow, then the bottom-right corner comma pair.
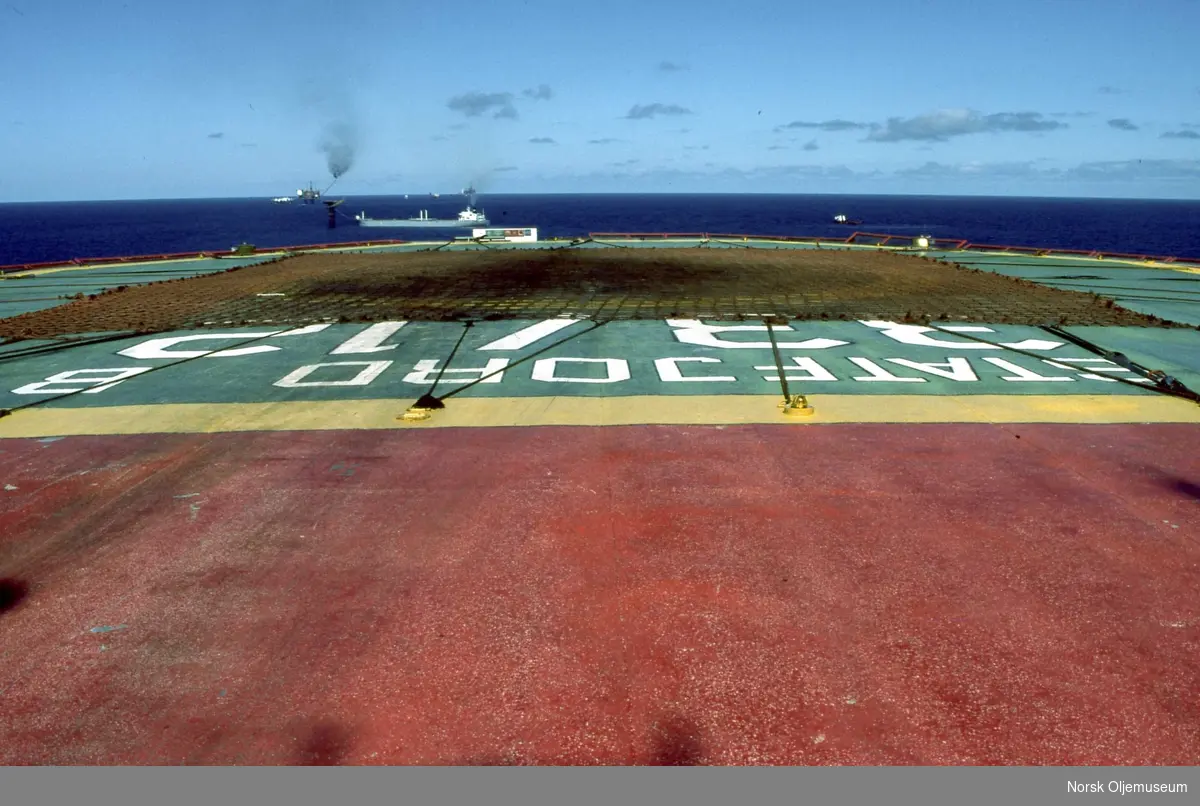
4,233 -> 1197,274
591,232 -> 1196,264
589,232 -> 711,239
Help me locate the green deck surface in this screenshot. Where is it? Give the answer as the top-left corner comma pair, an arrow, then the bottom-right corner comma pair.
926,251 -> 1200,326
0,257 -> 276,320
3,243 -> 1198,413
1,319 -> 1196,411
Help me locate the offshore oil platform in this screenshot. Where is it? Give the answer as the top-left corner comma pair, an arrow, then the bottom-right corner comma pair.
272,183 -> 323,204
297,183 -> 321,204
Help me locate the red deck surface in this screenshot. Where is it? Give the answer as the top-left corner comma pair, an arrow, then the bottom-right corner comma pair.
1,423 -> 1198,765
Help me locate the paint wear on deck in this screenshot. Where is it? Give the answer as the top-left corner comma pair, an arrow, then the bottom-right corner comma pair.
1,423 -> 1198,765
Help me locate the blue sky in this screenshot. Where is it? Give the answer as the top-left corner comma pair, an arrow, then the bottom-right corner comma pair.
2,0 -> 1198,200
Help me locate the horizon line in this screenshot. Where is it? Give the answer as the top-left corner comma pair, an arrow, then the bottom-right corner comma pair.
4,191 -> 1200,205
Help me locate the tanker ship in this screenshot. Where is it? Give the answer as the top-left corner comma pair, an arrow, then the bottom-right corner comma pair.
356,185 -> 488,227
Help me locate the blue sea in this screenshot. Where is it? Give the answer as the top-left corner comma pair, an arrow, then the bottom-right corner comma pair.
1,194 -> 1198,266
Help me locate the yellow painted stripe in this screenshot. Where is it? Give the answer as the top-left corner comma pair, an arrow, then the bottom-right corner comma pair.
1,394 -> 1198,438
981,253 -> 1196,271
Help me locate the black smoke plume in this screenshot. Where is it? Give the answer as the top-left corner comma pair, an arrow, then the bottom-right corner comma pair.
320,122 -> 357,179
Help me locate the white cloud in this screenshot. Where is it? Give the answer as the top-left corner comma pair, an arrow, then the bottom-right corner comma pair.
447,91 -> 518,119
866,110 -> 1065,142
625,103 -> 693,119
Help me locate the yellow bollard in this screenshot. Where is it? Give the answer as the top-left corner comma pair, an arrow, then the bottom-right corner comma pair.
779,394 -> 815,417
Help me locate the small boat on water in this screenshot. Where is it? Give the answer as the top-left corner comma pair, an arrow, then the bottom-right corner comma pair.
833,214 -> 863,225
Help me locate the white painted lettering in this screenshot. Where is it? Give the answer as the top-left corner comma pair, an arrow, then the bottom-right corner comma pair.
479,319 -> 580,351
1042,358 -> 1152,383
402,358 -> 510,385
273,324 -> 331,337
981,357 -> 1074,382
120,331 -> 283,359
846,357 -> 925,382
531,357 -> 630,384
274,361 -> 393,388
753,357 -> 838,382
329,322 -> 406,354
119,325 -> 330,360
885,357 -> 978,381
654,357 -> 736,383
666,319 -> 848,350
860,321 -> 1063,351
13,368 -> 153,395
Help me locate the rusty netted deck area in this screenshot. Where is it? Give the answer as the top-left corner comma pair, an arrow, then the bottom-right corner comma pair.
0,247 -> 1172,340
